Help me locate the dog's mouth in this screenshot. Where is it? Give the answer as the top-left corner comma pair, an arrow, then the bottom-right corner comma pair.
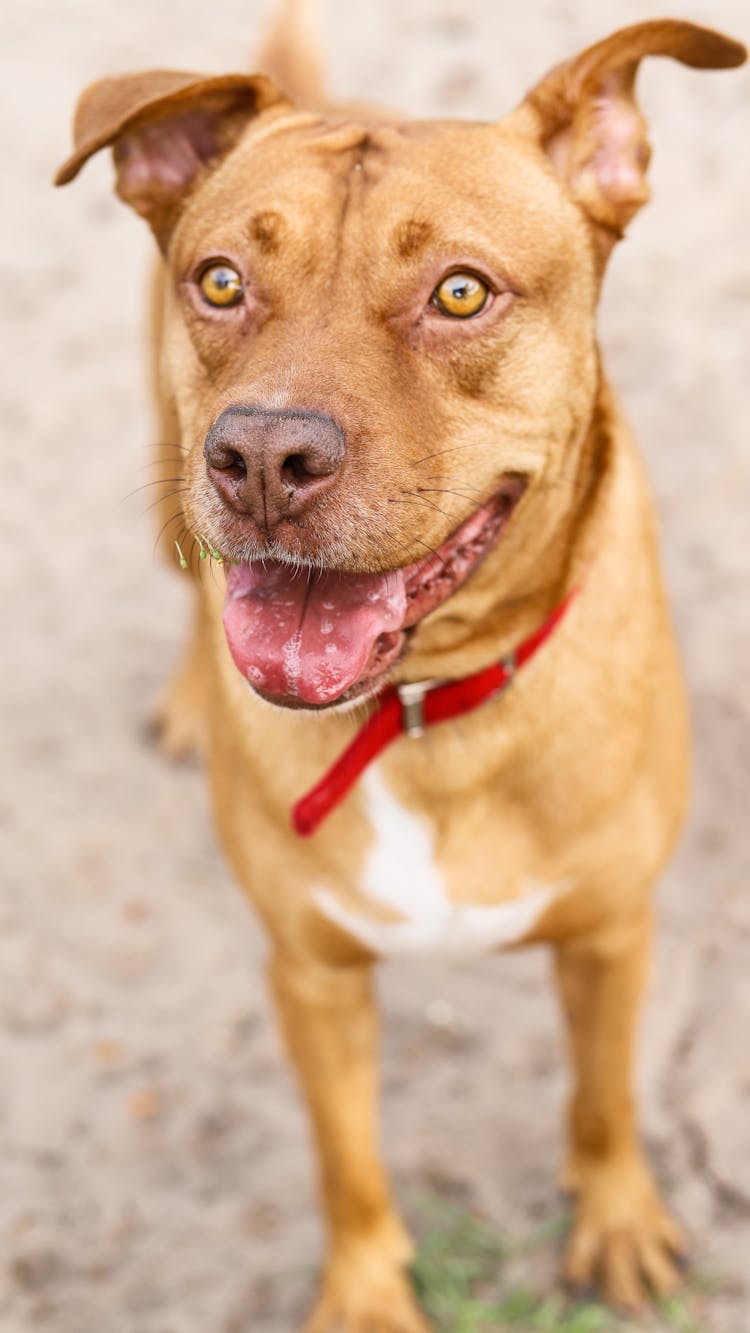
222,477 -> 525,709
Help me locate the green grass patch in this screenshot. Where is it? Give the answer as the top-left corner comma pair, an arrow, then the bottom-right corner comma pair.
408,1193 -> 709,1333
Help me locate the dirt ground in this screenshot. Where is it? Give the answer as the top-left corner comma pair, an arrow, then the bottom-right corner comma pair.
2,1 -> 749,1330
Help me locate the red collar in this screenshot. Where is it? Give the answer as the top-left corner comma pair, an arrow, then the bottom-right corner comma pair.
292,584 -> 580,836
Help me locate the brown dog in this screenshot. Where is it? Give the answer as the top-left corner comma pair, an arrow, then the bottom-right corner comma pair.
56,6 -> 745,1328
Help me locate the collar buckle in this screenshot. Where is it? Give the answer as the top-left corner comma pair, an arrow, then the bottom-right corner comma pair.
397,678 -> 442,739
500,648 -> 517,681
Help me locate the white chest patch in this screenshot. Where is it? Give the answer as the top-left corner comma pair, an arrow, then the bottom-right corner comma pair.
313,769 -> 568,959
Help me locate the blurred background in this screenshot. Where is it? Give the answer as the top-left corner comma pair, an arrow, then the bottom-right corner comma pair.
1,1 -> 748,1329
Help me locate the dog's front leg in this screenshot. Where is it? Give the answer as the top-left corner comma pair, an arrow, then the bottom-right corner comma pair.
554,912 -> 686,1312
270,953 -> 433,1333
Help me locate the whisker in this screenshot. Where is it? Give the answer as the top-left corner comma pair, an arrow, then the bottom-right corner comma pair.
140,487 -> 189,518
153,510 -> 189,557
418,480 -> 484,496
367,522 -> 416,566
399,490 -> 454,522
417,486 -> 483,506
121,477 -> 185,503
369,512 -> 448,567
413,425 -> 556,469
407,534 -> 446,565
412,444 -> 476,466
138,456 -> 187,469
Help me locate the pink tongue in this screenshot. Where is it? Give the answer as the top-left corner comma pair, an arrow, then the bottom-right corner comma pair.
223,561 -> 407,705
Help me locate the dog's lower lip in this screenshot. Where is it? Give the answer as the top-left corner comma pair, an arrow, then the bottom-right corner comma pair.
221,478 -> 525,707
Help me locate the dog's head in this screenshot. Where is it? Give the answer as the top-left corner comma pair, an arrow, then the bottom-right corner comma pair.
56,21 -> 744,709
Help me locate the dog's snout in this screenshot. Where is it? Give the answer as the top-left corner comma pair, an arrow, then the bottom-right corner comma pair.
204,405 -> 346,527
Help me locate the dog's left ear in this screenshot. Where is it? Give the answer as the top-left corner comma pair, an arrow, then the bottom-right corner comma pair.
54,70 -> 289,245
511,20 -> 745,255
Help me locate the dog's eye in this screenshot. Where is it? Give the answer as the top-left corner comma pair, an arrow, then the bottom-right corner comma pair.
432,272 -> 489,318
199,264 -> 244,308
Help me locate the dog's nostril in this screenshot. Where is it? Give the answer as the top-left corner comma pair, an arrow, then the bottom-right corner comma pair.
210,447 -> 247,477
282,452 -> 313,484
227,452 -> 246,478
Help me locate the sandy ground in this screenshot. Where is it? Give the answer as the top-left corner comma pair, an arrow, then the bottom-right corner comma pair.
2,1 -> 749,1329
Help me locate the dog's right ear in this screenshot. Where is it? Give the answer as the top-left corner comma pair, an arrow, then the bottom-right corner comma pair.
54,70 -> 289,245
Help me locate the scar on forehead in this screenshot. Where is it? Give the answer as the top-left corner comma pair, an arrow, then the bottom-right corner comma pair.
392,219 -> 435,261
249,210 -> 284,253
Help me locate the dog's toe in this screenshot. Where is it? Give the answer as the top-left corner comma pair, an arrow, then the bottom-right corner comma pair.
562,1151 -> 687,1313
304,1271 -> 432,1333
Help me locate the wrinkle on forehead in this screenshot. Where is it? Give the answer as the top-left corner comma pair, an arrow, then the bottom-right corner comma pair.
186,117 -> 588,301
244,121 -> 408,258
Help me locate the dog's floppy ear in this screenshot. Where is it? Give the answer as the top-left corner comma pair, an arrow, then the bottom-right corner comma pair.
54,70 -> 289,243
513,20 -> 745,254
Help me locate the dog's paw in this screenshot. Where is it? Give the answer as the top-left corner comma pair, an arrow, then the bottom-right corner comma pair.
304,1240 -> 432,1333
562,1151 -> 687,1312
304,1278 -> 432,1333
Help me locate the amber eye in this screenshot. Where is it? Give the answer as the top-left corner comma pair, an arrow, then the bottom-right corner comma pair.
432,272 -> 489,318
199,263 -> 244,308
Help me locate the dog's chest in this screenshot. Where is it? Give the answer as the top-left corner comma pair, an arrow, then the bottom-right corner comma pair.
312,768 -> 564,958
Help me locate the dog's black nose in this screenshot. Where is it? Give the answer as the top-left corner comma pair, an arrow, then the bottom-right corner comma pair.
204,405 -> 346,528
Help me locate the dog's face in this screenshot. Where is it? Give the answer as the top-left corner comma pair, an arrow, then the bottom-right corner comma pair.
56,23 -> 744,709
164,115 -> 599,706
